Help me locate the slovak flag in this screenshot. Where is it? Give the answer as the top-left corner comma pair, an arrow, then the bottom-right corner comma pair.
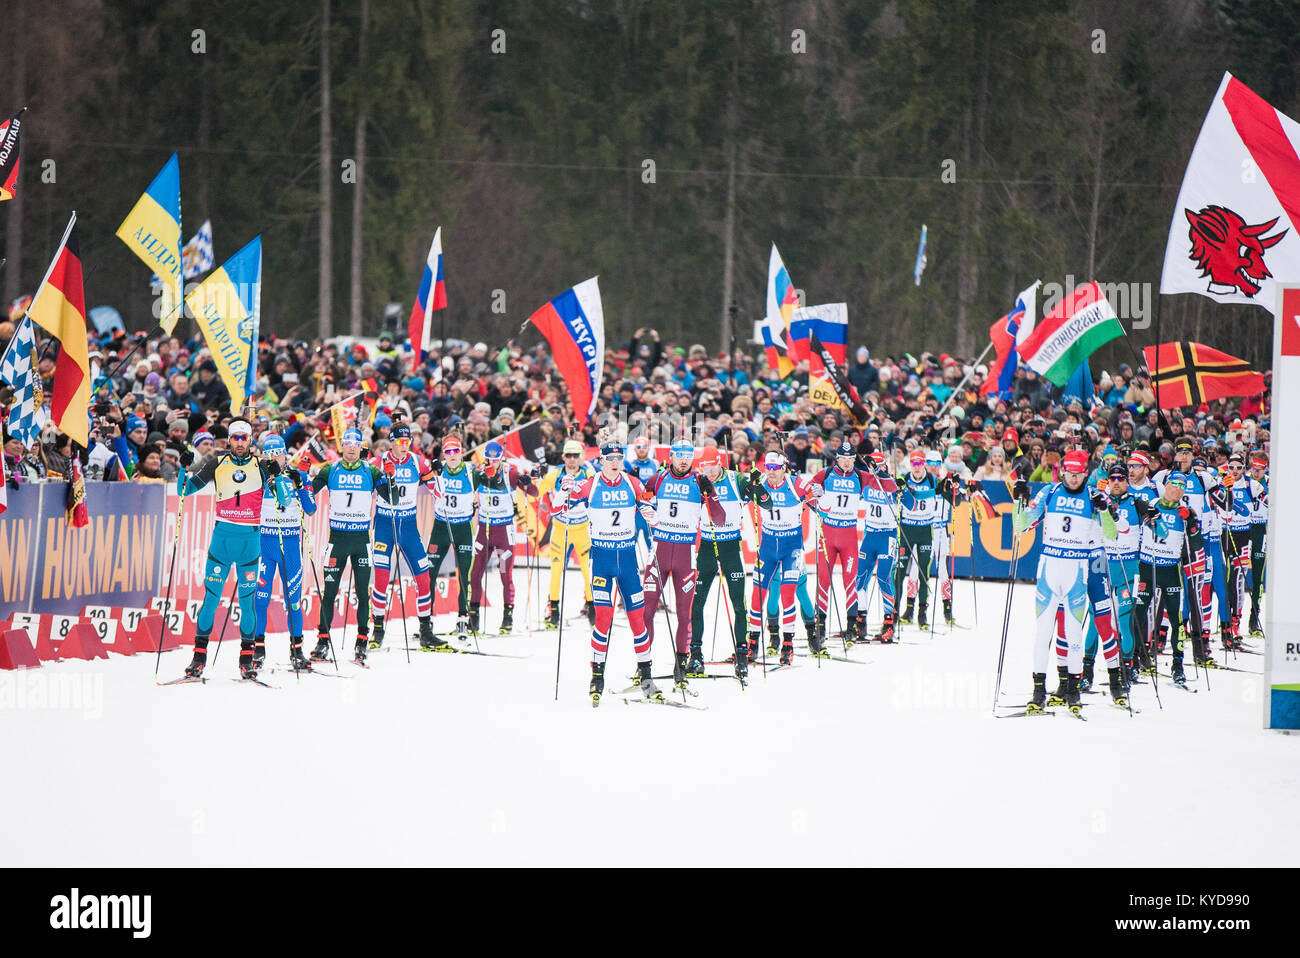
525,277 -> 605,426
981,280 -> 1040,398
408,226 -> 446,363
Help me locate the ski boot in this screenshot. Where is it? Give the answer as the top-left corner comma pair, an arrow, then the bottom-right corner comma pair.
808,615 -> 829,657
1120,656 -> 1137,692
847,613 -> 866,647
779,635 -> 795,666
353,636 -> 368,665
746,631 -> 760,663
1220,625 -> 1239,653
499,604 -> 514,634
288,637 -> 311,671
766,622 -> 780,658
310,633 -> 331,662
468,604 -> 481,634
637,661 -> 663,701
875,613 -> 896,644
1249,611 -> 1263,638
686,645 -> 706,678
585,600 -> 596,627
1079,657 -> 1095,694
1171,658 -> 1188,688
1047,666 -> 1070,707
672,652 -> 688,690
733,644 -> 749,682
1065,674 -> 1083,715
544,602 -> 559,630
369,617 -> 386,650
183,641 -> 207,678
419,616 -> 447,650
589,661 -> 605,707
916,602 -> 929,631
238,638 -> 258,680
456,615 -> 469,640
1191,629 -> 1218,669
899,599 -> 915,626
252,635 -> 267,670
943,598 -> 954,626
1108,667 -> 1128,708
1026,673 -> 1048,714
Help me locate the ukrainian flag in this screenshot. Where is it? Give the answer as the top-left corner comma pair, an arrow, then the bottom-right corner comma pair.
185,236 -> 262,412
116,153 -> 183,333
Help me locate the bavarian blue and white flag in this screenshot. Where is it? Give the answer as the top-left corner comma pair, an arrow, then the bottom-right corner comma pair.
0,314 -> 48,447
152,219 -> 214,288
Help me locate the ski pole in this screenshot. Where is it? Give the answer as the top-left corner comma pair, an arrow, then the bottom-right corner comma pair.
992,501 -> 1026,715
338,563 -> 354,661
298,512 -> 336,672
156,473 -> 190,677
554,522 -> 570,701
383,498 -> 411,665
968,503 -> 979,628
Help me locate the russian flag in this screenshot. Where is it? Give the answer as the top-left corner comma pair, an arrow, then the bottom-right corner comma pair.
980,281 -> 1039,398
789,302 -> 847,375
408,226 -> 446,364
525,277 -> 605,426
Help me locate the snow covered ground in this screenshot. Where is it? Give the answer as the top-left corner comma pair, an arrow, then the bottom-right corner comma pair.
2,565 -> 1296,867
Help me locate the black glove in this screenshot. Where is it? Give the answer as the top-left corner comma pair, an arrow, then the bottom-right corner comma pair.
696,473 -> 715,497
1090,490 -> 1111,513
531,464 -> 544,479
289,469 -> 303,489
748,467 -> 760,486
179,447 -> 195,468
1013,479 -> 1031,504
1208,486 -> 1228,510
262,458 -> 282,477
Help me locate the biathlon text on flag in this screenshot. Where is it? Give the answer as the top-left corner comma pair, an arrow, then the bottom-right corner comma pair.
116,153 -> 184,334
524,276 -> 604,426
762,243 -> 799,377
1141,341 -> 1265,409
1017,281 -> 1122,386
27,213 -> 90,447
789,302 -> 847,375
407,226 -> 446,363
185,235 -> 262,411
1161,72 -> 1300,315
0,108 -> 25,202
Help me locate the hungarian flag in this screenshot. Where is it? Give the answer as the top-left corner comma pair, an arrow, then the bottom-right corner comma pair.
27,214 -> 90,447
1161,73 -> 1300,316
1141,341 -> 1265,410
0,108 -> 24,202
1018,281 -> 1123,386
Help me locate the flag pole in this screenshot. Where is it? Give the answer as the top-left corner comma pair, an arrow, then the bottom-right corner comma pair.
935,340 -> 996,420
1116,319 -> 1177,446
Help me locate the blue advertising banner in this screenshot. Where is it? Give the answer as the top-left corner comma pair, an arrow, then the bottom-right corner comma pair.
0,482 -> 167,616
944,481 -> 1045,581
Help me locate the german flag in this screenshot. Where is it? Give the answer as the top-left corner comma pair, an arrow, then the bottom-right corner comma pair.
27,214 -> 89,446
1141,341 -> 1265,411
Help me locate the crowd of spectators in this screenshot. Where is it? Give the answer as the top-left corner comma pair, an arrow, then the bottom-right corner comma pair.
0,314 -> 1273,492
